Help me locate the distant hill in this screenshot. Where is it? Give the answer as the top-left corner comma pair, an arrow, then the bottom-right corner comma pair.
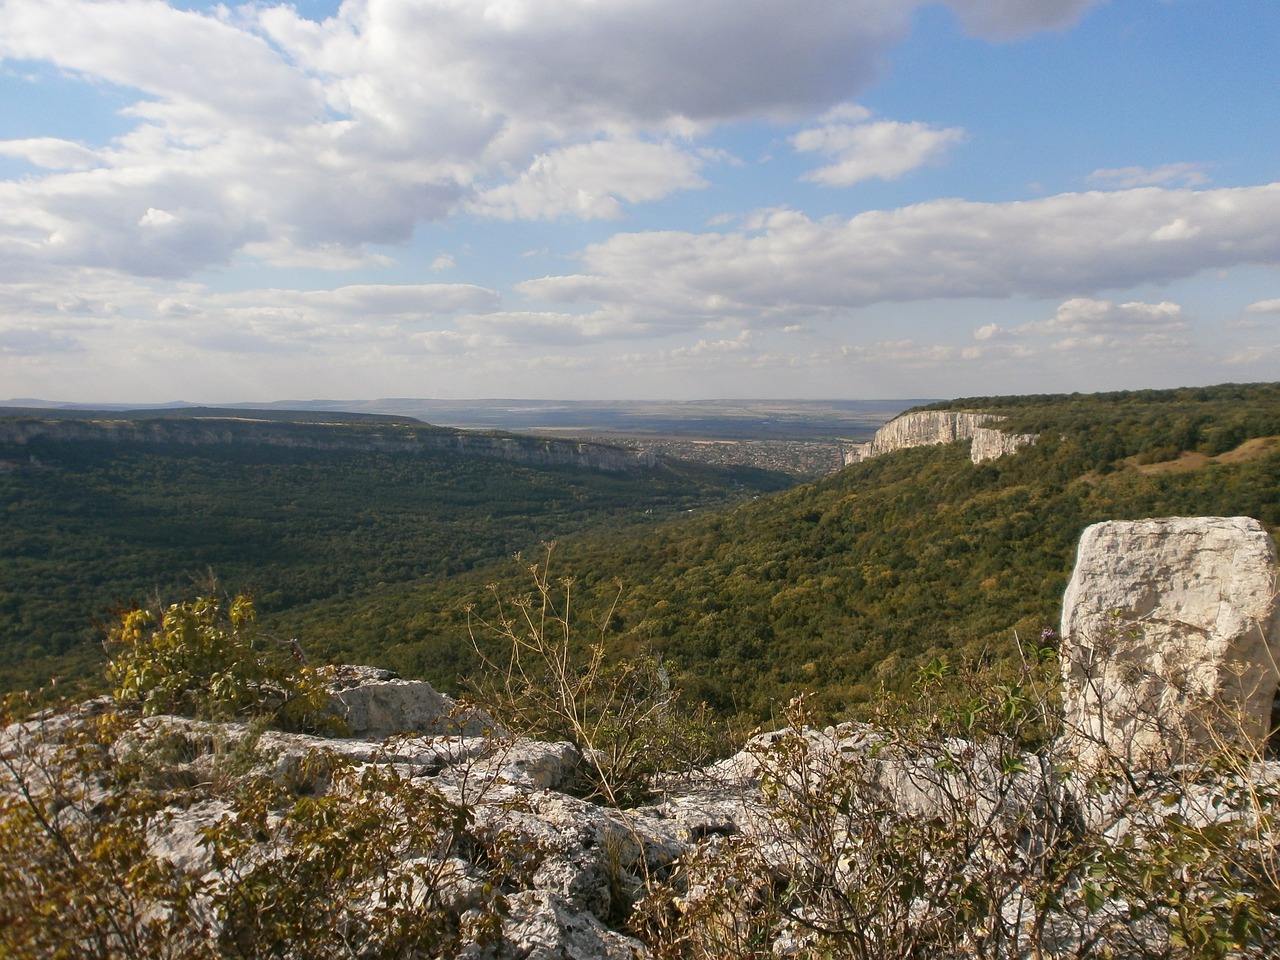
0,404 -> 420,425
1,399 -> 912,478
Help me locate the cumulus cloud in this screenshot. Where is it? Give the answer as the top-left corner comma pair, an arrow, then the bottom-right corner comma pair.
1245,298 -> 1280,314
277,0 -> 911,128
1224,343 -> 1280,365
520,184 -> 1280,329
1031,297 -> 1188,334
0,0 -> 1107,282
0,138 -> 100,171
793,110 -> 966,185
962,298 -> 1191,360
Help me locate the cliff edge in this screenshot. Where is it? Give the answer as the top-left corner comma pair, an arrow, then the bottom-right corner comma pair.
843,410 -> 1036,465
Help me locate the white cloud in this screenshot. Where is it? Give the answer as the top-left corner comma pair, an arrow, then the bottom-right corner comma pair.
0,0 -> 1107,283
138,208 -> 177,228
0,137 -> 100,170
793,114 -> 966,186
1224,343 -> 1280,365
0,0 -> 321,130
967,297 -> 1193,359
471,139 -> 708,221
1031,297 -> 1188,335
520,184 -> 1280,328
458,309 -> 653,346
0,276 -> 500,357
1149,217 -> 1201,242
1244,298 -> 1280,314
1087,163 -> 1211,189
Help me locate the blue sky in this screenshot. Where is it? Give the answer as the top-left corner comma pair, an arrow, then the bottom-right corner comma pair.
0,0 -> 1277,403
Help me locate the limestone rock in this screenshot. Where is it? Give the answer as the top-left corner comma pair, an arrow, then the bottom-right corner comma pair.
970,425 -> 1038,463
325,665 -> 496,739
843,411 -> 1036,465
489,890 -> 647,960
1059,516 -> 1280,768
446,738 -> 583,792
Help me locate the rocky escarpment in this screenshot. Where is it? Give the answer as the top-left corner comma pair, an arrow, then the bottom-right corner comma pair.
4,516 -> 1278,958
843,410 -> 1037,465
0,415 -> 658,473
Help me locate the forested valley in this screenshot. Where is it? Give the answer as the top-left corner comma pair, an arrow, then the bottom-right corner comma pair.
0,412 -> 791,696
3,382 -> 1279,725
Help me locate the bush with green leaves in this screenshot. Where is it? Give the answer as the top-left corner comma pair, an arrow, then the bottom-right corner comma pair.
104,592 -> 335,733
0,696 -> 205,960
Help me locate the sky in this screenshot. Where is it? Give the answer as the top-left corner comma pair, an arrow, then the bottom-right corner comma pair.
0,0 -> 1277,403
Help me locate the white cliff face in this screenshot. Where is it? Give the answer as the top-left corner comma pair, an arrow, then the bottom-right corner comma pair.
843,411 -> 1036,465
969,426 -> 1038,463
1059,517 -> 1280,770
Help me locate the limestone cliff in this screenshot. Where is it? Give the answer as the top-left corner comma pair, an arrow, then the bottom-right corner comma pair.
842,410 -> 1036,465
0,415 -> 657,473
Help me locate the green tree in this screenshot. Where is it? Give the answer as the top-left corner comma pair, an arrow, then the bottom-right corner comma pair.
104,591 -> 335,733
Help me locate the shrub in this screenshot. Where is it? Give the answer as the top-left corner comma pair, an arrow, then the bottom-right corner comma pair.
0,696 -> 507,959
0,695 -> 212,959
634,648 -> 1280,959
104,592 -> 335,733
465,544 -> 721,806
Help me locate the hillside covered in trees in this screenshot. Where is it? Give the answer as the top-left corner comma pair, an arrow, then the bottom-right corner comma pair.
3,383 -> 1279,724
281,383 -> 1280,722
0,410 -> 793,695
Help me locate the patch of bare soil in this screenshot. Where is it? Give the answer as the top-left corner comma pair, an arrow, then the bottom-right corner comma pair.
1131,451 -> 1209,475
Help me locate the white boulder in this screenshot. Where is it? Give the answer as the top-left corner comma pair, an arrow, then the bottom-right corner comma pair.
325,665 -> 496,739
1059,516 -> 1280,768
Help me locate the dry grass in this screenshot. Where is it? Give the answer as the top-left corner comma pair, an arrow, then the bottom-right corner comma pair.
1125,435 -> 1280,476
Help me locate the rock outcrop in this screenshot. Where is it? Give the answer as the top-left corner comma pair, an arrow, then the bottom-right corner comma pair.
842,410 -> 1036,465
1059,516 -> 1280,769
325,665 -> 497,739
7,519 -> 1280,958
